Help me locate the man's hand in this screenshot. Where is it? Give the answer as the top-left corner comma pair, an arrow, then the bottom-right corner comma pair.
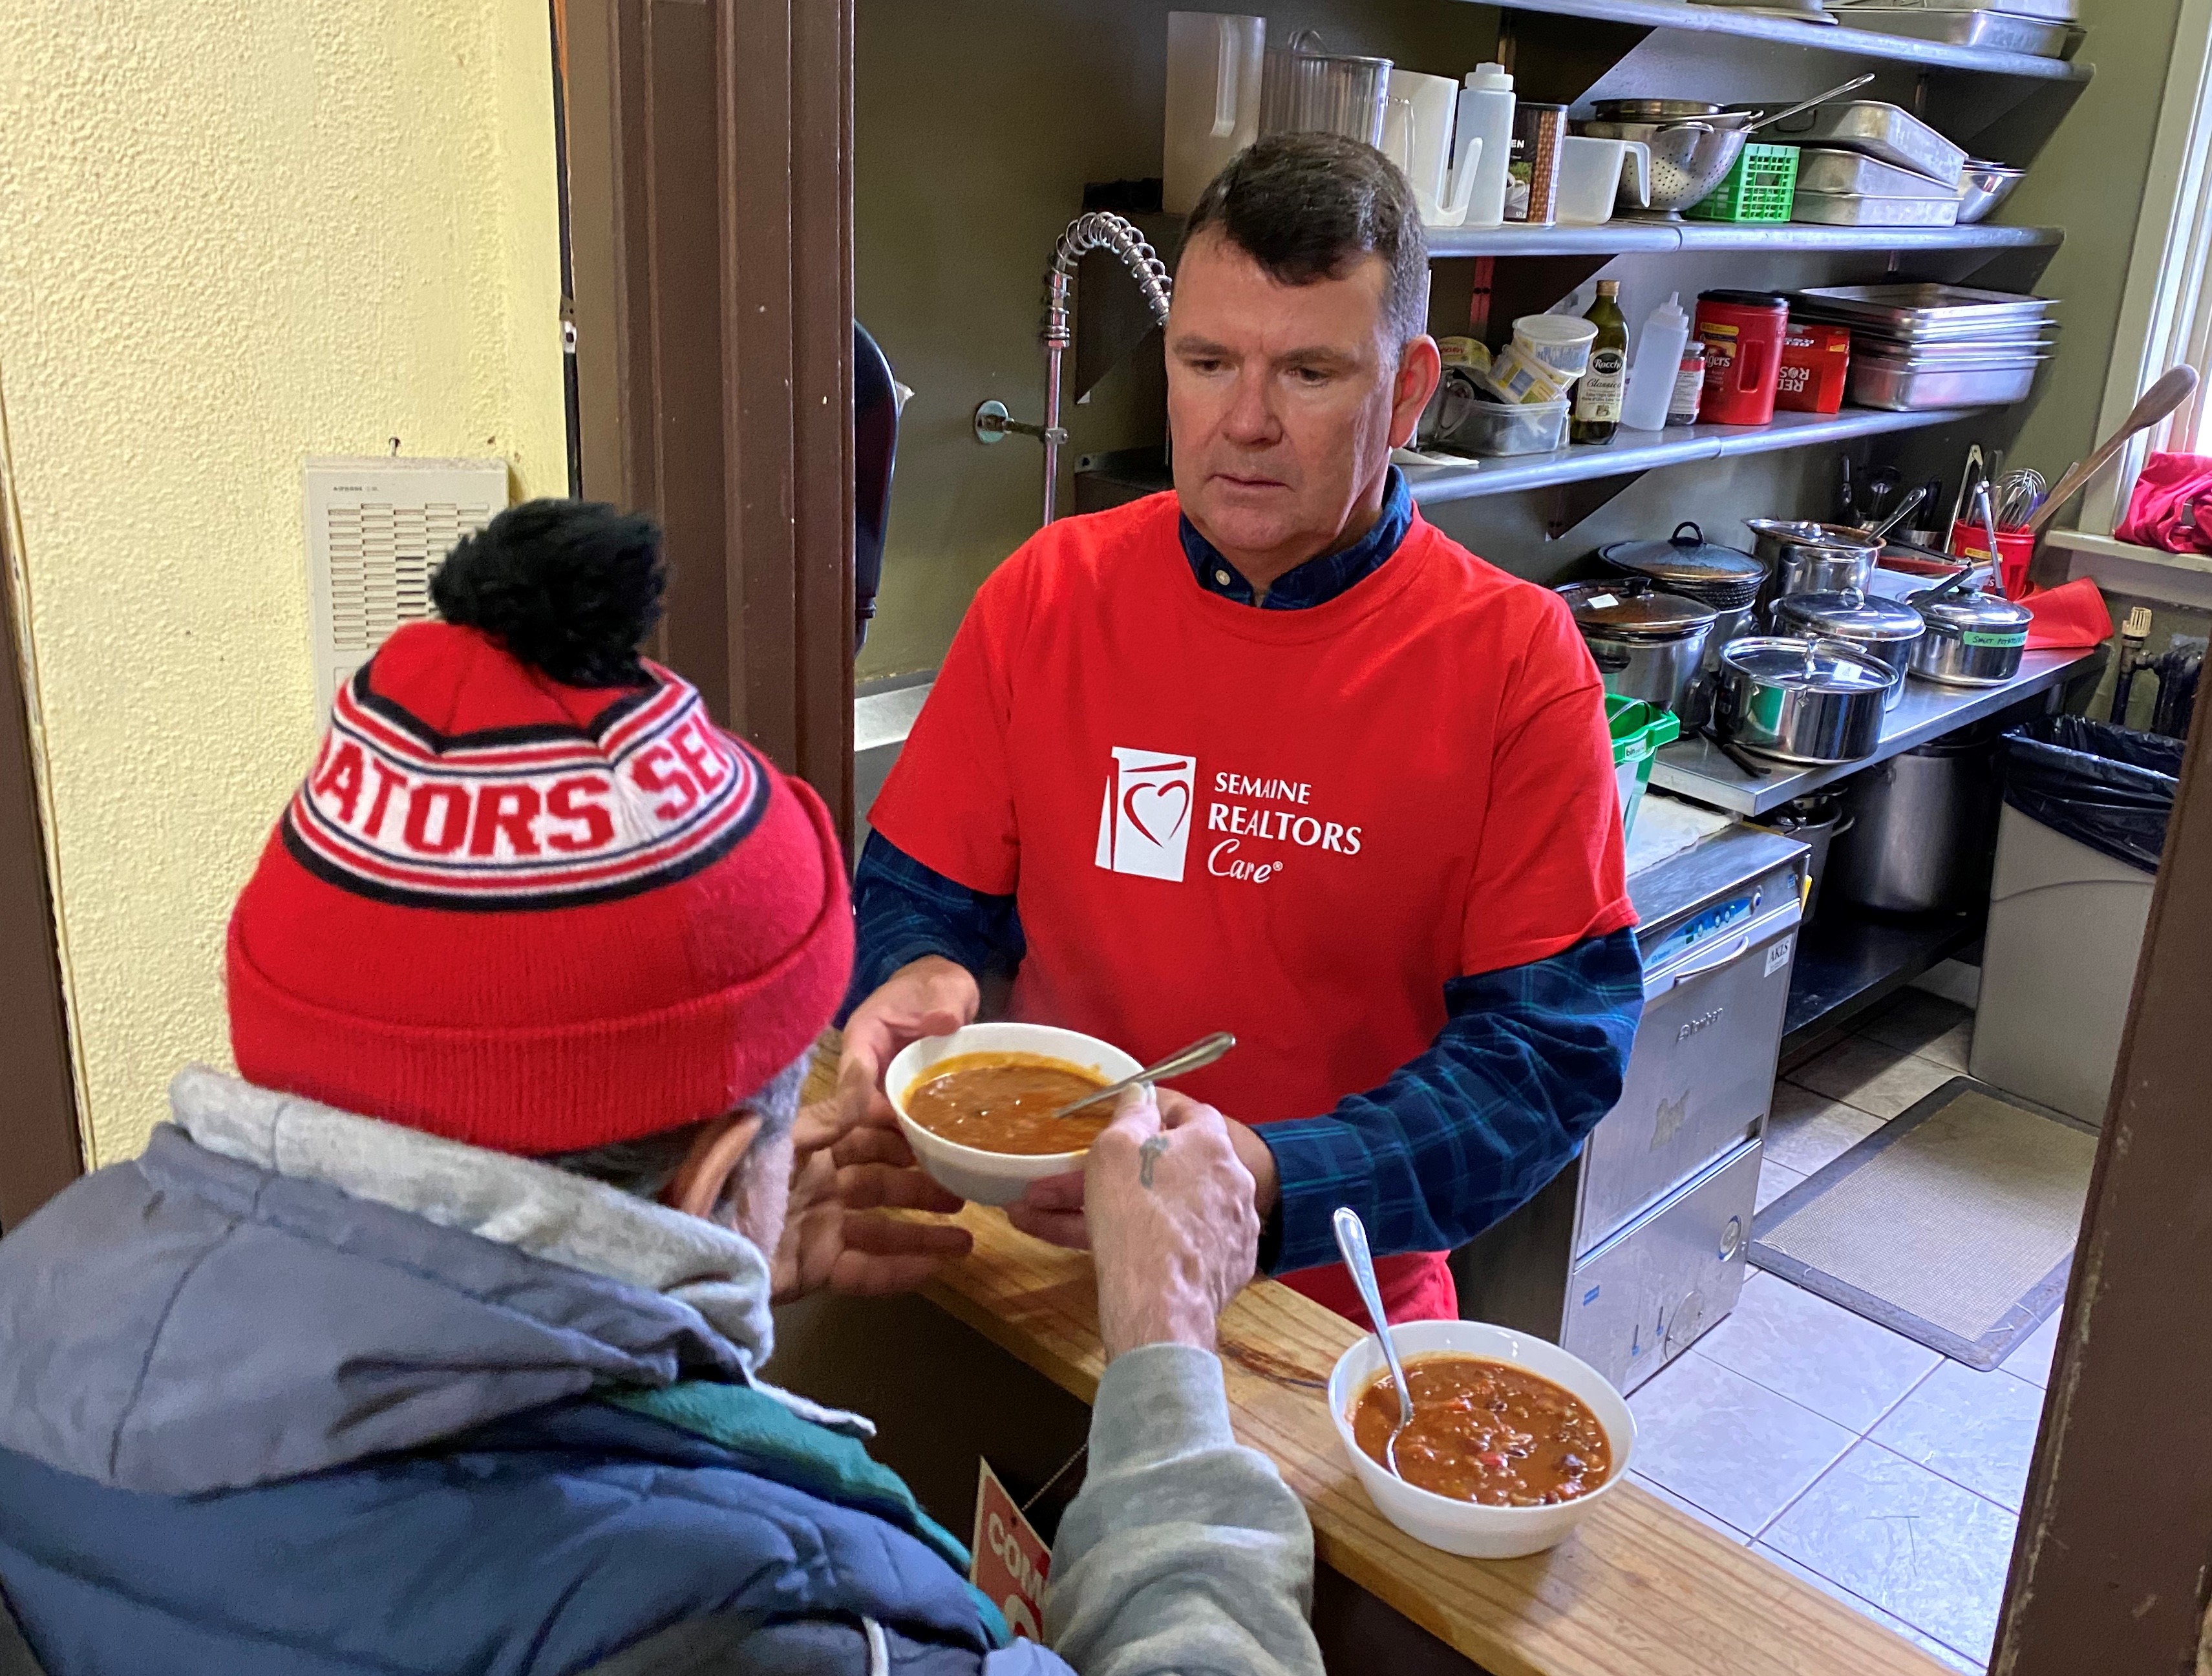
833,955 -> 980,1140
1008,1108 -> 1281,1250
1086,1087 -> 1260,1358
771,1098 -> 972,1304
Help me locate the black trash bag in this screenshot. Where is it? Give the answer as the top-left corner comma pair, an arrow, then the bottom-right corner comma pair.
2001,716 -> 2183,875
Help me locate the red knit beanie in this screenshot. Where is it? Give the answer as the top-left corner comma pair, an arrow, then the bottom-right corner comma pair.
226,500 -> 852,1154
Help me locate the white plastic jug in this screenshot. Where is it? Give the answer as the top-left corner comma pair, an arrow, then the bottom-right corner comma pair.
1621,292 -> 1691,431
1454,62 -> 1516,230
1164,13 -> 1266,215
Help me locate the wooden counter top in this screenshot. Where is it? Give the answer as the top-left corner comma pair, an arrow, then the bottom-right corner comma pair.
805,1044 -> 1945,1676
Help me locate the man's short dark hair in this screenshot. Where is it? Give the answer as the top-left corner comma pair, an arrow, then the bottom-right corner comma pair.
1182,132 -> 1430,347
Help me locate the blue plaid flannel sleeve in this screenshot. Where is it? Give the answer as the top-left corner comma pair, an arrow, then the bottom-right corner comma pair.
840,829 -> 1026,1021
1257,928 -> 1644,1275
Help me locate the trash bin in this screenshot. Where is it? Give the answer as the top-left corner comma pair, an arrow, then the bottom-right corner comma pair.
1970,717 -> 2184,1123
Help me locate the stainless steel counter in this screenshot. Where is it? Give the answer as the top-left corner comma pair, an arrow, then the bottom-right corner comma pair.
1652,646 -> 2105,816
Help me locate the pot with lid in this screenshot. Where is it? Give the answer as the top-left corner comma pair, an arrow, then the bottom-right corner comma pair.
1907,584 -> 2034,686
1555,580 -> 1718,714
1710,635 -> 1898,764
1745,518 -> 1884,614
1595,522 -> 1768,663
1769,589 -> 1926,708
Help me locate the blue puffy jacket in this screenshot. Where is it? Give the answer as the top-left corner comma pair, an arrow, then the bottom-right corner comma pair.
0,1117 -> 1061,1676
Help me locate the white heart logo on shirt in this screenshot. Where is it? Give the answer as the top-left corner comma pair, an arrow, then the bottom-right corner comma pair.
1124,781 -> 1189,847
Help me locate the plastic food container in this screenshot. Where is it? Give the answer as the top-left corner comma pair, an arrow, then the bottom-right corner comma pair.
1515,312 -> 1599,377
1327,1319 -> 1637,1559
888,1023 -> 1142,1205
1450,392 -> 1571,455
1607,694 -> 1683,842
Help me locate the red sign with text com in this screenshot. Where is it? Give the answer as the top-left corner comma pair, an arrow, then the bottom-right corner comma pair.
970,1459 -> 1051,1640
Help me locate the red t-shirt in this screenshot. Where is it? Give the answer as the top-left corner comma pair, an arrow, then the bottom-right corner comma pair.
870,493 -> 1633,1323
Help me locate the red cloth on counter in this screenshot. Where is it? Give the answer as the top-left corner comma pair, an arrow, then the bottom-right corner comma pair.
2021,577 -> 2114,648
871,491 -> 1636,1325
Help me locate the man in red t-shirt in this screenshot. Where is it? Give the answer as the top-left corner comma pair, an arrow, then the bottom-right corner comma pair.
839,134 -> 1643,1324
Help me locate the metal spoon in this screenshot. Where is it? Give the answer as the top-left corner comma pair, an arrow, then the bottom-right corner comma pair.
1333,1206 -> 1414,1478
1743,73 -> 1877,135
1049,1030 -> 1235,1120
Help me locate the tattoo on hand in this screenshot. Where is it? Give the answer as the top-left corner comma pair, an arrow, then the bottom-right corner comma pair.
1138,1134 -> 1169,1189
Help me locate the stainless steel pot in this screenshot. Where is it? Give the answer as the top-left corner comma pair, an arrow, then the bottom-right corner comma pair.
1710,635 -> 1898,764
1556,582 -> 1717,713
1770,589 -> 1926,709
1596,522 -> 1769,664
1907,586 -> 2033,685
1825,726 -> 2003,913
1745,519 -> 1883,615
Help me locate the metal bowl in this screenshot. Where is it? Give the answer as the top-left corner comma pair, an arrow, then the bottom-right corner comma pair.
1578,120 -> 1749,218
1957,160 -> 2026,225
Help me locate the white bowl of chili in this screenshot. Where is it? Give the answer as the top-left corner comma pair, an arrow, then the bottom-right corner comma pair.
1326,1319 -> 1636,1558
888,1023 -> 1144,1207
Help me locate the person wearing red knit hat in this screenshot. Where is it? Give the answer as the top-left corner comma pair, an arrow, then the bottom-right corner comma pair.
0,500 -> 1322,1676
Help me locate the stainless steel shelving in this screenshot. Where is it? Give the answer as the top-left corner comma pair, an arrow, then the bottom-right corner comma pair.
1466,0 -> 2091,81
1400,403 -> 1995,507
1426,220 -> 2063,259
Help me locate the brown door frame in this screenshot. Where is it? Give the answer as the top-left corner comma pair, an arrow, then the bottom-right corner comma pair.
1996,688 -> 2212,1676
560,0 -> 854,838
0,498 -> 83,1230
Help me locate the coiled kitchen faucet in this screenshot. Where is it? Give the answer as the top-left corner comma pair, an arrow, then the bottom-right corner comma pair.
973,211 -> 1173,525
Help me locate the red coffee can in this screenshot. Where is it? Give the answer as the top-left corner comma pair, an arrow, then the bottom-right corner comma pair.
1696,290 -> 1790,427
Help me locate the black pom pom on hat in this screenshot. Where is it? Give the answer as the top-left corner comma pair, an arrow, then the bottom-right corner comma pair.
431,499 -> 666,688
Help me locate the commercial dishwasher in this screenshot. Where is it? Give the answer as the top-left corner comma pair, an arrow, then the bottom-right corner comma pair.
1452,824 -> 1809,1394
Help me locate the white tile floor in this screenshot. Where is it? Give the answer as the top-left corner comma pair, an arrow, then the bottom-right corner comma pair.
1626,991 -> 2061,1675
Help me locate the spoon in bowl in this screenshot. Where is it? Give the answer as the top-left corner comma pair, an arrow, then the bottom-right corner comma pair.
1049,1031 -> 1237,1120
1333,1206 -> 1414,1478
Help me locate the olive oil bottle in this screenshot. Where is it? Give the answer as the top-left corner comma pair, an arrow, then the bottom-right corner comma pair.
1571,280 -> 1628,445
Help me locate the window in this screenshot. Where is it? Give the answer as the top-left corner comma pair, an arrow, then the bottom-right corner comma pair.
2081,0 -> 2212,535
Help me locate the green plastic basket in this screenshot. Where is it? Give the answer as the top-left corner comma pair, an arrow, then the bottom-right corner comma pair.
1608,695 -> 1681,845
1685,142 -> 1800,224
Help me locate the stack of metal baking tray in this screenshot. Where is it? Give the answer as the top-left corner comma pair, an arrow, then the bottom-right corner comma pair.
1790,284 -> 2058,410
1827,0 -> 2084,58
1790,147 -> 1959,226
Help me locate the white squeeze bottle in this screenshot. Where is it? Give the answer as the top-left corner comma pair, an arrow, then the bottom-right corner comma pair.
1620,291 -> 1691,431
1456,63 -> 1516,230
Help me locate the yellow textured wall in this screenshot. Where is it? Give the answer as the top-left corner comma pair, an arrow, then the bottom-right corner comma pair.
0,1 -> 566,1168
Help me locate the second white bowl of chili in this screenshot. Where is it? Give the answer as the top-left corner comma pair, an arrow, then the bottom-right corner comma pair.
1327,1319 -> 1636,1558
